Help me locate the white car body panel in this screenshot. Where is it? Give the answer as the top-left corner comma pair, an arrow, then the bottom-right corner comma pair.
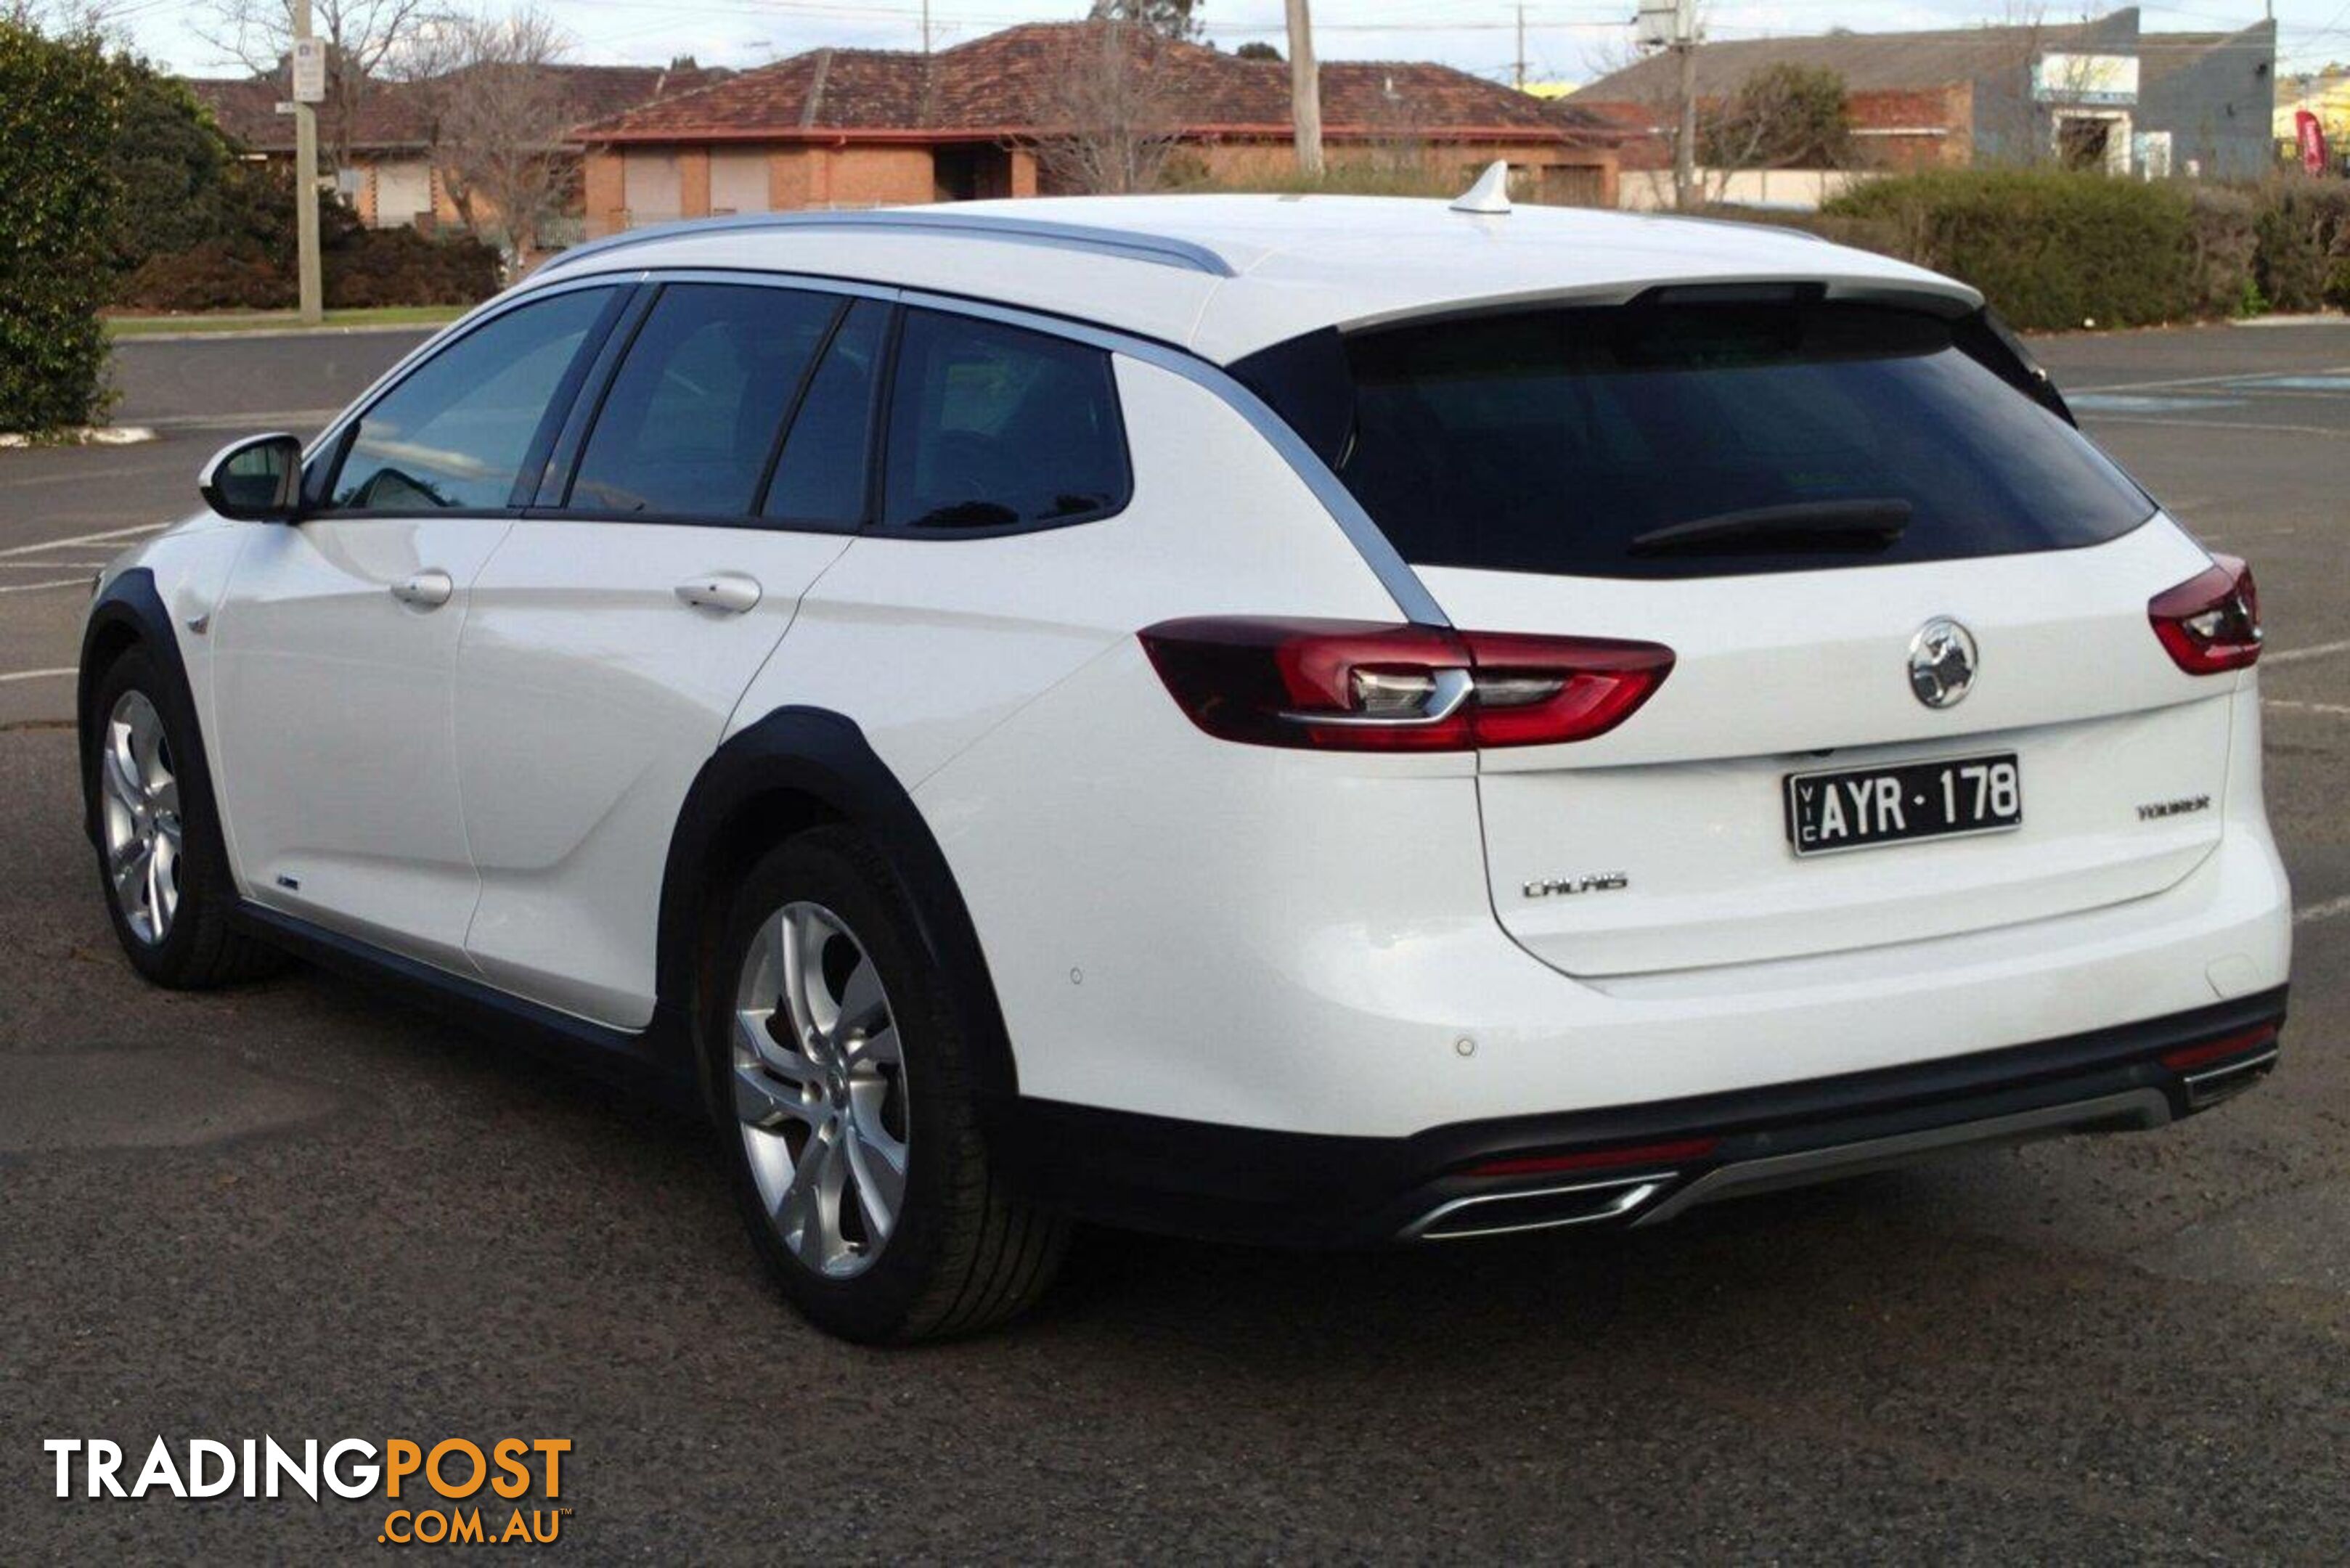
452,521 -> 852,1024
209,513 -> 513,969
1424,515 -> 2237,975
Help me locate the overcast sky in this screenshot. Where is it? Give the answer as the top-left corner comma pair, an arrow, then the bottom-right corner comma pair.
121,1 -> 2350,88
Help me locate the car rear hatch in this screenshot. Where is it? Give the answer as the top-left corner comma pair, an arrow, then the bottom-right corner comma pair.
1241,289 -> 2247,976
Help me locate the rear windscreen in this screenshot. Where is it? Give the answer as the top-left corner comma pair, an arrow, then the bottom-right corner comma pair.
1249,301 -> 2154,580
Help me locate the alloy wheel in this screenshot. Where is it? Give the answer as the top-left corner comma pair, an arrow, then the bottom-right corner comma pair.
99,690 -> 182,945
731,900 -> 910,1278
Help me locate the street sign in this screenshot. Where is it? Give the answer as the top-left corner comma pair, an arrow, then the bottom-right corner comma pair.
291,38 -> 326,103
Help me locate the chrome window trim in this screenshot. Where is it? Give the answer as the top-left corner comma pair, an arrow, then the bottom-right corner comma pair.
536,210 -> 1237,279
303,265 -> 1452,626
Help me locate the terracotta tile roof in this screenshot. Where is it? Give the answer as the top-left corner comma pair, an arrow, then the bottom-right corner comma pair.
187,63 -> 731,155
576,22 -> 1597,144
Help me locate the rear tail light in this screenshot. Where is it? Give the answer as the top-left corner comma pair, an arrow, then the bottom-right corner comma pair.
1138,618 -> 1674,751
2150,555 -> 2261,674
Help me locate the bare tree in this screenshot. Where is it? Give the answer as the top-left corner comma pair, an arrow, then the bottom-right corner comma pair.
401,7 -> 574,261
201,0 -> 436,168
1032,20 -> 1183,195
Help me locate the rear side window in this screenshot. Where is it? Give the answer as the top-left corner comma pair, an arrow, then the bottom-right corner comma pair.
881,310 -> 1129,531
1255,301 -> 2153,580
330,287 -> 613,512
571,282 -> 840,518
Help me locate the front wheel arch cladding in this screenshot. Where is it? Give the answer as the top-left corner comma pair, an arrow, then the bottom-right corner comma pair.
655,706 -> 1022,1128
78,569 -> 212,852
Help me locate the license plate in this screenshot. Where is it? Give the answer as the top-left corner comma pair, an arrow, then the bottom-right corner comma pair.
1785,752 -> 2022,857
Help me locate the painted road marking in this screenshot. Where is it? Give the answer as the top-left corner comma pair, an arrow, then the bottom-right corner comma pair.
2299,894 -> 2350,926
0,522 -> 167,559
0,667 -> 74,684
0,578 -> 92,595
2266,699 -> 2350,717
2266,639 -> 2350,666
2067,393 -> 2243,415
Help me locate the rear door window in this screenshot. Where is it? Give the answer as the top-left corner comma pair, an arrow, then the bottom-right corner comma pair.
570,282 -> 841,519
881,310 -> 1129,532
1255,301 -> 2153,580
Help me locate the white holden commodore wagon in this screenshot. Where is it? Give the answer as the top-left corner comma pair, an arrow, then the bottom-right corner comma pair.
81,185 -> 2290,1341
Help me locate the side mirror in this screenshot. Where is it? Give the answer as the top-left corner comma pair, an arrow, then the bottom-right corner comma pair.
199,433 -> 306,522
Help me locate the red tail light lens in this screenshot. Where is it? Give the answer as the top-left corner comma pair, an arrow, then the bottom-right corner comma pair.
2150,555 -> 2261,674
1138,617 -> 1675,751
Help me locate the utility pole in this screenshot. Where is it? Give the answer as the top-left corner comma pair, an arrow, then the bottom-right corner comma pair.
1286,0 -> 1323,176
921,0 -> 931,53
1670,0 -> 1697,211
1514,3 -> 1526,91
291,0 -> 324,324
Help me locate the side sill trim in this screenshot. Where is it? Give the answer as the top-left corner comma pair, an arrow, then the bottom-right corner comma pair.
228,902 -> 696,1111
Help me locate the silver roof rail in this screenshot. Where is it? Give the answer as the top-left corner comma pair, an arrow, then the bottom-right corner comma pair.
539,208 -> 1238,279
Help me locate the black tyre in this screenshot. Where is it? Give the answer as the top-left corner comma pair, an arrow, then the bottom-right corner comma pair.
709,826 -> 1067,1342
87,647 -> 285,989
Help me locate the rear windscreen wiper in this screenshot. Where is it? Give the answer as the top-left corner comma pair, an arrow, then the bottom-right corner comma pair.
1628,499 -> 1912,555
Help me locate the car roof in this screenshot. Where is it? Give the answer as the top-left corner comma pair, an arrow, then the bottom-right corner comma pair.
531,193 -> 1981,364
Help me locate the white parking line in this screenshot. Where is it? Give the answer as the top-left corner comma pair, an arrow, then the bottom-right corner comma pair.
2266,639 -> 2350,666
2085,414 -> 2350,438
0,667 -> 73,684
2265,698 -> 2350,717
0,578 -> 91,595
2068,364 -> 2350,394
0,560 -> 105,570
2298,894 -> 2350,926
0,522 -> 166,559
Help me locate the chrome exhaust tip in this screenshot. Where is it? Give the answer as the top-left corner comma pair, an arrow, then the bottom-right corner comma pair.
1400,1172 -> 1674,1241
2182,1045 -> 2279,1111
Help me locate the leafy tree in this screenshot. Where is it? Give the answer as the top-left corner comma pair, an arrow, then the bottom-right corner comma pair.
0,16 -> 122,431
1087,0 -> 1201,44
1236,40 -> 1281,62
1700,62 -> 1853,171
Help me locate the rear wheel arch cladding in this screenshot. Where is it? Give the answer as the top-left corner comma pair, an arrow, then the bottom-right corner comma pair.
656,706 -> 1023,1126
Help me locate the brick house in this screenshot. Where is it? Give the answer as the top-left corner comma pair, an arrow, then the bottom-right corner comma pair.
572,22 -> 1625,234
1575,7 -> 2275,187
188,62 -> 727,232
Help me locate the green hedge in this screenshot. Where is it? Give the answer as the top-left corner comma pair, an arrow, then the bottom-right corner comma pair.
0,21 -> 123,433
1811,168 -> 2350,331
114,171 -> 502,313
1824,168 -> 2198,330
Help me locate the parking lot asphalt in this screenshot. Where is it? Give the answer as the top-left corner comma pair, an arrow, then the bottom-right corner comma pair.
3,320 -> 2348,1561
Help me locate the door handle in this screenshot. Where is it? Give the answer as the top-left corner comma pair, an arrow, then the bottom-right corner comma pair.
390,569 -> 454,609
674,572 -> 762,615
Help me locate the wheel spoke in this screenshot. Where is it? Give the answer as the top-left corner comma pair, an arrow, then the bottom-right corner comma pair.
733,1060 -> 823,1130
110,841 -> 150,905
844,1122 -> 905,1240
836,955 -> 888,1041
148,775 -> 179,819
149,836 -> 178,933
778,906 -> 833,1054
846,1024 -> 900,1070
102,730 -> 143,815
734,1008 -> 820,1082
127,699 -> 166,783
776,1124 -> 846,1270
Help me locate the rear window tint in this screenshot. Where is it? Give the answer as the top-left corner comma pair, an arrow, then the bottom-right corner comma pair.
881,310 -> 1129,532
1264,302 -> 2153,580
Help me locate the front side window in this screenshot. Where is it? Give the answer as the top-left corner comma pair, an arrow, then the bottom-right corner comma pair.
881,311 -> 1129,531
330,287 -> 614,513
570,283 -> 843,519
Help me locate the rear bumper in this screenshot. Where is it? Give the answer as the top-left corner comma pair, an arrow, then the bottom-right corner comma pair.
990,986 -> 2287,1248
